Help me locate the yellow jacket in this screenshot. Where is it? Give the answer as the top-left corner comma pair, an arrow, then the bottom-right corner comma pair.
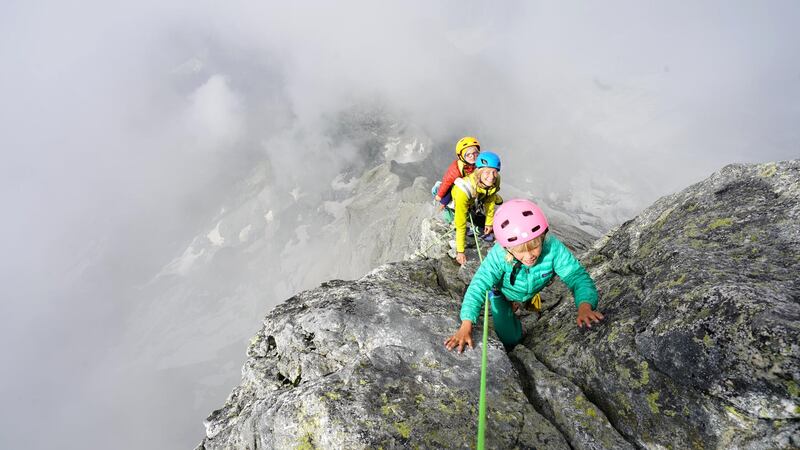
452,173 -> 501,253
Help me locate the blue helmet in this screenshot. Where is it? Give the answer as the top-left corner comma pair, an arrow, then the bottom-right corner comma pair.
475,151 -> 501,171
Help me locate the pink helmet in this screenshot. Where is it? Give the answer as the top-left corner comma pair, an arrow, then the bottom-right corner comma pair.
493,199 -> 549,248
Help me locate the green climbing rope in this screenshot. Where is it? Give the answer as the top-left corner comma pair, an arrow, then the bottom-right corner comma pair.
468,213 -> 489,450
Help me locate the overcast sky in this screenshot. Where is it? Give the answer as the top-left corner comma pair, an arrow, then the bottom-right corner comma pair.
1,1 -> 798,449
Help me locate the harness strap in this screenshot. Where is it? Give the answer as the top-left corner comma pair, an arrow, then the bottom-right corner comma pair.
509,260 -> 522,286
453,177 -> 476,201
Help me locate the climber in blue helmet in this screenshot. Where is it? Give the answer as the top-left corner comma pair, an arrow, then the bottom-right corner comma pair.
450,151 -> 504,265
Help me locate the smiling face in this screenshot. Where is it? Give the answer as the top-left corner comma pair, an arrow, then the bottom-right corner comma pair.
478,167 -> 498,187
506,235 -> 544,266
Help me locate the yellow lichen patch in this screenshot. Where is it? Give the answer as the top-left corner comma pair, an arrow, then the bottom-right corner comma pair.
607,325 -> 622,343
295,436 -> 314,450
647,392 -> 661,414
607,286 -> 623,300
707,218 -> 733,231
638,361 -> 650,386
668,274 -> 686,288
759,163 -> 778,178
324,391 -> 341,401
617,364 -> 633,385
724,405 -> 747,422
787,380 -> 799,397
615,392 -> 633,416
490,408 -> 522,424
423,358 -> 440,369
394,421 -> 412,439
294,405 -> 321,450
452,396 -> 468,414
654,207 -> 676,230
617,361 -> 651,389
685,223 -> 702,238
702,334 -> 714,348
574,395 -> 599,419
381,403 -> 400,417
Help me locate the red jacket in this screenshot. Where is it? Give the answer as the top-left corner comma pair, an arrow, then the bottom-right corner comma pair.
436,159 -> 476,199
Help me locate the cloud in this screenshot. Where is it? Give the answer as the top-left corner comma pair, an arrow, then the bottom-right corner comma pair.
1,2 -> 798,449
185,75 -> 244,149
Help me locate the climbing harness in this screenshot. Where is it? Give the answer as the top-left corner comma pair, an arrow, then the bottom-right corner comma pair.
509,261 -> 542,313
453,177 -> 499,210
530,292 -> 542,313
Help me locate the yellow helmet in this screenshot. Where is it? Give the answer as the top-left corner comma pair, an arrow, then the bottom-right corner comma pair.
455,136 -> 481,160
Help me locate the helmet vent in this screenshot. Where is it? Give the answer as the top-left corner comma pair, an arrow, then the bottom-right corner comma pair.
507,236 -> 518,242
500,220 -> 510,229
522,210 -> 533,217
531,225 -> 541,233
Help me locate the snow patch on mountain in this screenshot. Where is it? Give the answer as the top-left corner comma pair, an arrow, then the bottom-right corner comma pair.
207,221 -> 225,246
238,224 -> 252,243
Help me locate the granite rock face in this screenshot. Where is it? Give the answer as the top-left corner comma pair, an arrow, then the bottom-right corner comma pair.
198,260 -> 569,449
511,346 -> 634,450
200,160 -> 799,450
517,160 -> 800,449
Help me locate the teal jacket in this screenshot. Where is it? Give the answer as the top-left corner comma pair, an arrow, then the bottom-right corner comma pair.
460,235 -> 599,323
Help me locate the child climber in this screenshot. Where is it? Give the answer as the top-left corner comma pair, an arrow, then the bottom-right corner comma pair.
432,136 -> 481,217
451,151 -> 503,266
444,199 -> 604,352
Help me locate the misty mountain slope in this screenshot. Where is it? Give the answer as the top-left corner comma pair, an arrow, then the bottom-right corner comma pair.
198,160 -> 799,450
93,116 -> 442,448
124,154 -> 434,371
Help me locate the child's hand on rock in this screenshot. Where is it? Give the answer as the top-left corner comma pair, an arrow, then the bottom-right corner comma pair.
576,303 -> 604,328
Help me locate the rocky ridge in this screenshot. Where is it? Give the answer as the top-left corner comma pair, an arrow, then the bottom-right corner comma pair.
198,160 -> 799,449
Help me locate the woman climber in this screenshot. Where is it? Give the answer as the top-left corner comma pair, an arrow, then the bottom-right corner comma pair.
450,151 -> 503,265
